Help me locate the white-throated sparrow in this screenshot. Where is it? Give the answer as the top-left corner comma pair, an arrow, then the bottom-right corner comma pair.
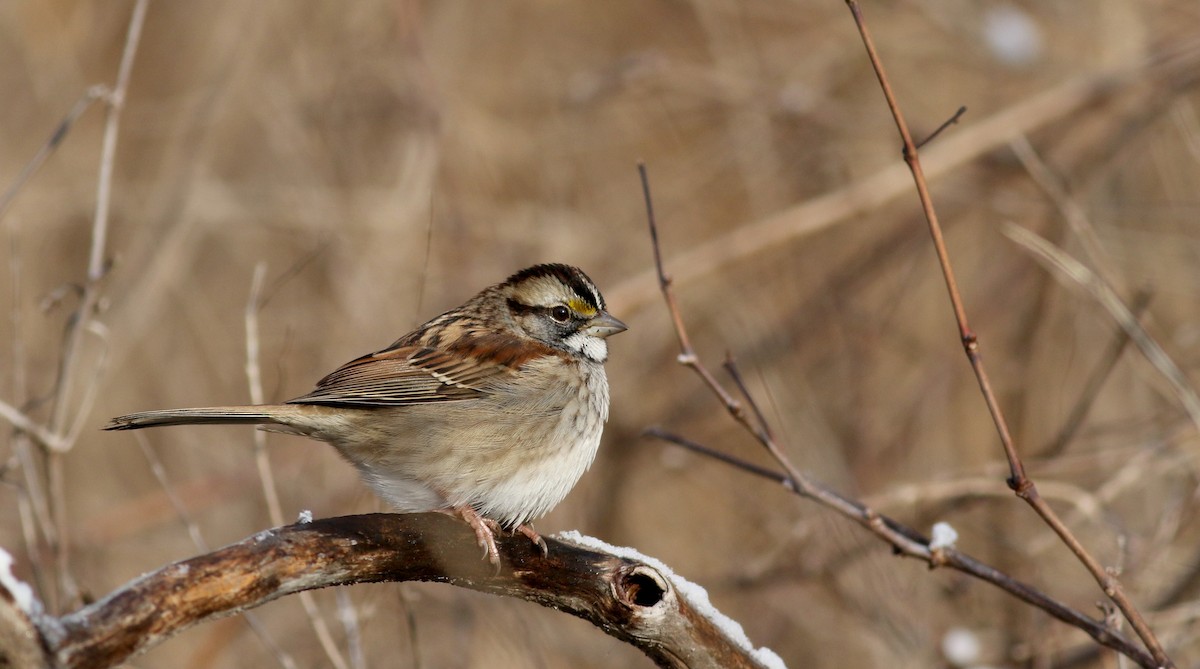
106,264 -> 626,566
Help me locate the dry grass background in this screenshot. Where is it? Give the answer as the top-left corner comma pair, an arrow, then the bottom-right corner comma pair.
3,1 -> 1200,667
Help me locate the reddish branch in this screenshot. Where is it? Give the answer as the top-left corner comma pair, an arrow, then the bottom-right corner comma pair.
636,162 -> 1155,666
843,1 -> 1172,665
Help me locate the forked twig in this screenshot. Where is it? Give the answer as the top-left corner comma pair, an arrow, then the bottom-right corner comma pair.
636,164 -> 1155,667
843,1 -> 1171,665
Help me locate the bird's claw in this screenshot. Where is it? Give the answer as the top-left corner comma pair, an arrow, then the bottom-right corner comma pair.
515,523 -> 548,556
450,506 -> 502,569
447,509 -> 550,570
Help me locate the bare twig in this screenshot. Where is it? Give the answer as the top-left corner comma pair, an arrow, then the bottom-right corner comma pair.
134,432 -> 299,669
6,222 -> 55,600
1008,134 -> 1119,289
49,0 -> 149,439
136,434 -> 209,551
1041,290 -> 1152,457
606,39 -> 1200,315
0,86 -> 108,224
397,586 -> 422,669
636,165 -> 1154,666
914,105 -> 967,149
245,263 -> 285,525
336,588 -> 367,669
244,262 -> 351,669
643,428 -> 792,488
14,514 -> 777,669
843,1 -> 1172,664
0,400 -> 68,453
1005,224 -> 1200,432
642,429 -> 1150,664
42,0 -> 151,612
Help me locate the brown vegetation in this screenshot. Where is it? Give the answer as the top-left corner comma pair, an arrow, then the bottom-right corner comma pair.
4,1 -> 1200,666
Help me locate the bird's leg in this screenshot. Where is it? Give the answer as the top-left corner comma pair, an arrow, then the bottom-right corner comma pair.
446,505 -> 502,567
514,523 -> 548,556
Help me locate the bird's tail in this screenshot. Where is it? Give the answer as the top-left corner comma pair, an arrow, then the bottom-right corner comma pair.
103,405 -> 292,431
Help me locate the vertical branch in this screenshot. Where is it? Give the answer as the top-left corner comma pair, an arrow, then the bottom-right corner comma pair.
245,262 -> 284,525
336,588 -> 367,669
1,86 -> 115,589
843,2 -> 1024,483
243,263 -> 351,669
43,0 -> 151,612
6,220 -> 53,602
637,162 -> 740,410
842,1 -> 1173,665
49,0 -> 149,436
86,0 -> 149,285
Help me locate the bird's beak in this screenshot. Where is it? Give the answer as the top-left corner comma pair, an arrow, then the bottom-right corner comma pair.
586,311 -> 627,338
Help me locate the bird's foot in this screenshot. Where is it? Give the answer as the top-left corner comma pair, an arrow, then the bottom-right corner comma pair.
514,523 -> 548,556
447,505 -> 502,568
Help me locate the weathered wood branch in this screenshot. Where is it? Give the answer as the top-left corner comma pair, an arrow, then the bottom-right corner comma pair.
0,513 -> 780,669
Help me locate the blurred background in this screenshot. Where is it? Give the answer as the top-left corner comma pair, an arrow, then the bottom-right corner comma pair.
3,1 -> 1200,667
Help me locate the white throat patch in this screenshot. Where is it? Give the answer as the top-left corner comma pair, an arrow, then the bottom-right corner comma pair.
563,331 -> 608,363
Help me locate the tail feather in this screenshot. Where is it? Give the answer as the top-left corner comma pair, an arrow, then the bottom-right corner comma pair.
104,406 -> 287,431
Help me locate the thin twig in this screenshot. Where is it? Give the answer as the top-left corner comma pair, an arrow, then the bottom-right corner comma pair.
88,1 -> 147,285
42,0 -> 151,613
1009,134 -> 1120,290
49,0 -> 148,437
644,428 -> 792,489
134,431 -> 299,669
637,164 -> 740,409
645,426 -> 1150,663
1005,224 -> 1200,431
1041,290 -> 1152,457
843,1 -> 1172,665
606,39 -> 1200,315
914,105 -> 967,150
0,399 -> 68,452
245,263 -> 284,525
136,434 -> 209,551
636,164 -> 1154,666
397,586 -> 423,669
63,321 -> 111,449
5,219 -> 57,605
244,262 -> 351,669
0,86 -> 108,224
723,355 -> 777,444
336,588 -> 367,669
415,199 -> 436,320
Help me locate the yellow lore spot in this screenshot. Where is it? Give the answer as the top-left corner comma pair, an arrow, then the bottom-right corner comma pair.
567,298 -> 597,317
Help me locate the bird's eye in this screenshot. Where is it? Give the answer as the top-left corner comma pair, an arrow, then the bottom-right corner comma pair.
550,305 -> 571,323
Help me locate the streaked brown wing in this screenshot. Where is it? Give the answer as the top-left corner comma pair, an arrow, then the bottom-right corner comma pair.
286,344 -> 505,407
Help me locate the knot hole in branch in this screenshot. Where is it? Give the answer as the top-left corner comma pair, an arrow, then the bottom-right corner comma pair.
616,565 -> 669,608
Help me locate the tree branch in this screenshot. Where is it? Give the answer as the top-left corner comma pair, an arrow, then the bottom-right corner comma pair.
1,514 -> 780,669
